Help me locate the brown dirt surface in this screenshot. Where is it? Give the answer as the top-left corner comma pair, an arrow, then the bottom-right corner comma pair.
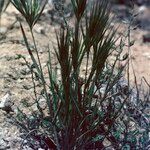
0,2 -> 149,149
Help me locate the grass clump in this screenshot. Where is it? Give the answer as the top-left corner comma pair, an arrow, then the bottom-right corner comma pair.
10,0 -> 149,149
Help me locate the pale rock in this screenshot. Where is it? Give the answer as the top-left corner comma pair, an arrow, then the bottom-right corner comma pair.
0,27 -> 7,34
147,55 -> 150,60
138,5 -> 147,13
38,148 -> 45,150
48,0 -> 53,5
0,91 -> 14,113
142,52 -> 150,59
38,97 -> 47,109
34,26 -> 45,35
142,52 -> 150,56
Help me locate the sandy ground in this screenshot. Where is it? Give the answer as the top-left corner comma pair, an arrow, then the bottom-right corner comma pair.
1,4 -> 149,92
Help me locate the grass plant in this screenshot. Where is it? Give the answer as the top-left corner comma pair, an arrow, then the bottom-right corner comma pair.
10,0 -> 150,149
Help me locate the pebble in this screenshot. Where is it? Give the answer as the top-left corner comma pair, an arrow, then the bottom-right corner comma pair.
142,52 -> 150,56
0,27 -> 7,34
147,55 -> 150,60
138,5 -> 147,13
142,52 -> 150,59
34,26 -> 45,35
0,91 -> 14,113
137,6 -> 150,31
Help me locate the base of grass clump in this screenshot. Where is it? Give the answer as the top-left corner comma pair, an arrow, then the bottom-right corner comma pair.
14,76 -> 149,149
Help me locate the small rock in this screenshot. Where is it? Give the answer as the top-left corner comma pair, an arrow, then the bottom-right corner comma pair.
38,97 -> 47,109
138,5 -> 147,13
147,55 -> 150,60
0,91 -> 14,113
34,26 -> 45,35
143,34 -> 150,43
142,52 -> 150,59
137,6 -> 150,30
0,27 -> 7,34
48,0 -> 53,5
38,148 -> 45,150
